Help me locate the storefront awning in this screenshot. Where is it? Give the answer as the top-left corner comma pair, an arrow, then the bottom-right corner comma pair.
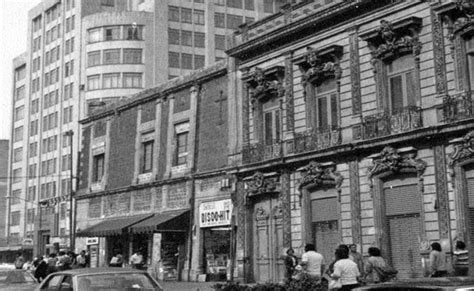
130,209 -> 189,234
76,213 -> 153,237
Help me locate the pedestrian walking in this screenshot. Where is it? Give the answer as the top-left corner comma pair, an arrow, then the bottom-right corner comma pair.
284,248 -> 298,281
47,253 -> 58,275
349,244 -> 364,277
34,256 -> 48,283
300,243 -> 325,281
453,240 -> 469,276
364,247 -> 395,284
331,247 -> 360,291
14,252 -> 25,269
430,242 -> 448,277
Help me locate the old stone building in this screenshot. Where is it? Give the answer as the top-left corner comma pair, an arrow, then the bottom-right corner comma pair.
226,0 -> 474,283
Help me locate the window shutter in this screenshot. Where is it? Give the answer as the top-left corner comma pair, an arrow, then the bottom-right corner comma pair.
311,197 -> 339,222
384,184 -> 420,216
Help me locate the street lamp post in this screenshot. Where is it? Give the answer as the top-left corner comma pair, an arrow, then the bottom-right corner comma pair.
64,130 -> 75,252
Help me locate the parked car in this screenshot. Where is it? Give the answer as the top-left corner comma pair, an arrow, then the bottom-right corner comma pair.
0,268 -> 38,291
355,277 -> 474,291
35,267 -> 163,291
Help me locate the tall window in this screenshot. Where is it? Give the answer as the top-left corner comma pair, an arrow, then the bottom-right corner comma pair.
88,51 -> 101,67
125,25 -> 142,40
194,32 -> 205,48
16,86 -> 25,101
182,53 -> 193,70
123,49 -> 142,63
168,6 -> 180,22
315,78 -> 338,128
30,120 -> 38,137
13,147 -> 23,163
92,154 -> 105,182
14,106 -> 25,122
181,30 -> 193,46
14,126 -> 23,142
89,28 -> 101,43
28,164 -> 36,179
215,13 -> 225,28
176,132 -> 188,166
13,168 -> 22,184
87,75 -> 100,90
28,186 -> 36,201
386,54 -> 416,112
465,35 -> 474,90
169,29 -> 180,45
11,211 -> 20,226
123,73 -> 142,88
169,52 -> 180,68
141,139 -> 154,173
194,55 -> 205,69
215,34 -> 226,50
104,26 -> 120,40
29,142 -> 38,158
263,101 -> 280,146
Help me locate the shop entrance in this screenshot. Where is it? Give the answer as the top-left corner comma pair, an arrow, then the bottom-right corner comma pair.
203,228 -> 231,281
106,235 -> 126,266
253,197 -> 284,283
383,177 -> 422,279
161,232 -> 185,281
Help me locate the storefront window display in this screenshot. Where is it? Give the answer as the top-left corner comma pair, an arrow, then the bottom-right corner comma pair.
203,228 -> 231,281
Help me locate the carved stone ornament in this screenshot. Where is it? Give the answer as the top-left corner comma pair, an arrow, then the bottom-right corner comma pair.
368,146 -> 427,181
298,161 -> 343,191
449,130 -> 474,166
255,207 -> 269,221
245,66 -> 285,105
246,172 -> 279,197
361,17 -> 422,64
273,204 -> 283,219
451,0 -> 474,36
296,46 -> 343,87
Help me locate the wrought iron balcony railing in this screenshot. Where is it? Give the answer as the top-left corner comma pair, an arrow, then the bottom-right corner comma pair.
440,91 -> 474,123
288,126 -> 342,154
362,106 -> 422,140
242,140 -> 282,164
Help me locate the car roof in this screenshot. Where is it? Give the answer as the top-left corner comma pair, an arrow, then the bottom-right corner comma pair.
50,267 -> 150,276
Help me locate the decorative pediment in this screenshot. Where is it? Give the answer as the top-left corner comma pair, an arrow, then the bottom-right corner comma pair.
243,66 -> 285,104
361,17 -> 422,62
298,161 -> 343,191
245,172 -> 280,197
368,146 -> 427,179
436,0 -> 474,37
294,45 -> 343,86
449,130 -> 474,166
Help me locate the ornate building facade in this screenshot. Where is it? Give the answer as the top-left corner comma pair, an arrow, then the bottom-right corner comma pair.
226,0 -> 474,282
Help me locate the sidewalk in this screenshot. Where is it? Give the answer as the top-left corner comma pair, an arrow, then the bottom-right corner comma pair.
160,281 -> 216,291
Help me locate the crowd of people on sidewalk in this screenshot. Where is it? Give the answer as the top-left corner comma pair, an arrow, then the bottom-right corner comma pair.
283,240 -> 470,290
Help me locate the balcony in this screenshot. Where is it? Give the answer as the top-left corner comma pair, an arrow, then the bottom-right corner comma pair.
288,126 -> 341,155
362,106 -> 422,139
439,91 -> 474,123
242,140 -> 282,164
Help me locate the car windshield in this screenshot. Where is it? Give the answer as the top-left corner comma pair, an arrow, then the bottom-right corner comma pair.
0,270 -> 36,283
77,273 -> 159,291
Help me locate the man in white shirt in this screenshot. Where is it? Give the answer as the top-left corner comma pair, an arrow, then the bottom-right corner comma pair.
300,243 -> 325,280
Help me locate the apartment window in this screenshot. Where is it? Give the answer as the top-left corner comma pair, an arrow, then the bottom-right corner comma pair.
69,37 -> 75,53
101,0 -> 114,6
312,78 -> 338,128
88,75 -> 100,90
245,0 -> 254,10
44,72 -> 50,87
194,55 -> 205,69
16,67 -> 26,81
263,106 -> 281,146
13,168 -> 22,184
194,32 -> 205,48
71,15 -> 75,31
103,49 -> 120,64
42,136 -> 58,153
227,14 -> 243,30
182,53 -> 193,69
63,106 -> 73,124
103,73 -> 120,89
14,106 -> 25,122
16,86 -> 25,101
175,124 -> 189,166
14,126 -> 23,142
386,54 -> 416,112
88,51 -> 101,67
141,139 -> 154,173
29,142 -> 38,158
264,0 -> 274,13
466,35 -> 474,89
30,120 -> 38,137
123,73 -> 142,88
215,13 -> 225,28
27,209 -> 35,224
61,179 -> 71,196
227,0 -> 242,8
169,6 -> 180,22
62,154 -> 72,171
28,164 -> 36,179
193,9 -> 205,25
63,132 -> 71,148
169,29 -> 180,45
65,61 -> 74,77
181,30 -> 193,47
28,186 -> 36,202
123,49 -> 142,64
169,52 -> 180,68
11,190 -> 21,205
92,154 -> 105,182
14,147 -> 23,163
125,25 -> 142,40
64,83 -> 73,100
215,35 -> 226,51
42,112 -> 58,132
10,212 -> 20,226
66,17 -> 71,32
89,28 -> 101,43
181,8 -> 192,23
104,26 -> 120,41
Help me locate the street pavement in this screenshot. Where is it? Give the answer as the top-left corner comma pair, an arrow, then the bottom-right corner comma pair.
160,281 -> 215,291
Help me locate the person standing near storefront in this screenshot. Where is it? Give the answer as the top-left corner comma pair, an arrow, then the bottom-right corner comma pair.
110,252 -> 124,267
130,251 -> 144,269
430,242 -> 447,277
453,240 -> 469,276
284,248 -> 298,281
300,243 -> 325,281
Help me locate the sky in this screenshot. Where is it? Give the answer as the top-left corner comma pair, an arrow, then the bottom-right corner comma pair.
0,0 -> 42,140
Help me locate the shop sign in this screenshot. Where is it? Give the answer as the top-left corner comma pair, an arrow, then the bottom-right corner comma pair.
86,237 -> 99,245
200,199 -> 232,228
